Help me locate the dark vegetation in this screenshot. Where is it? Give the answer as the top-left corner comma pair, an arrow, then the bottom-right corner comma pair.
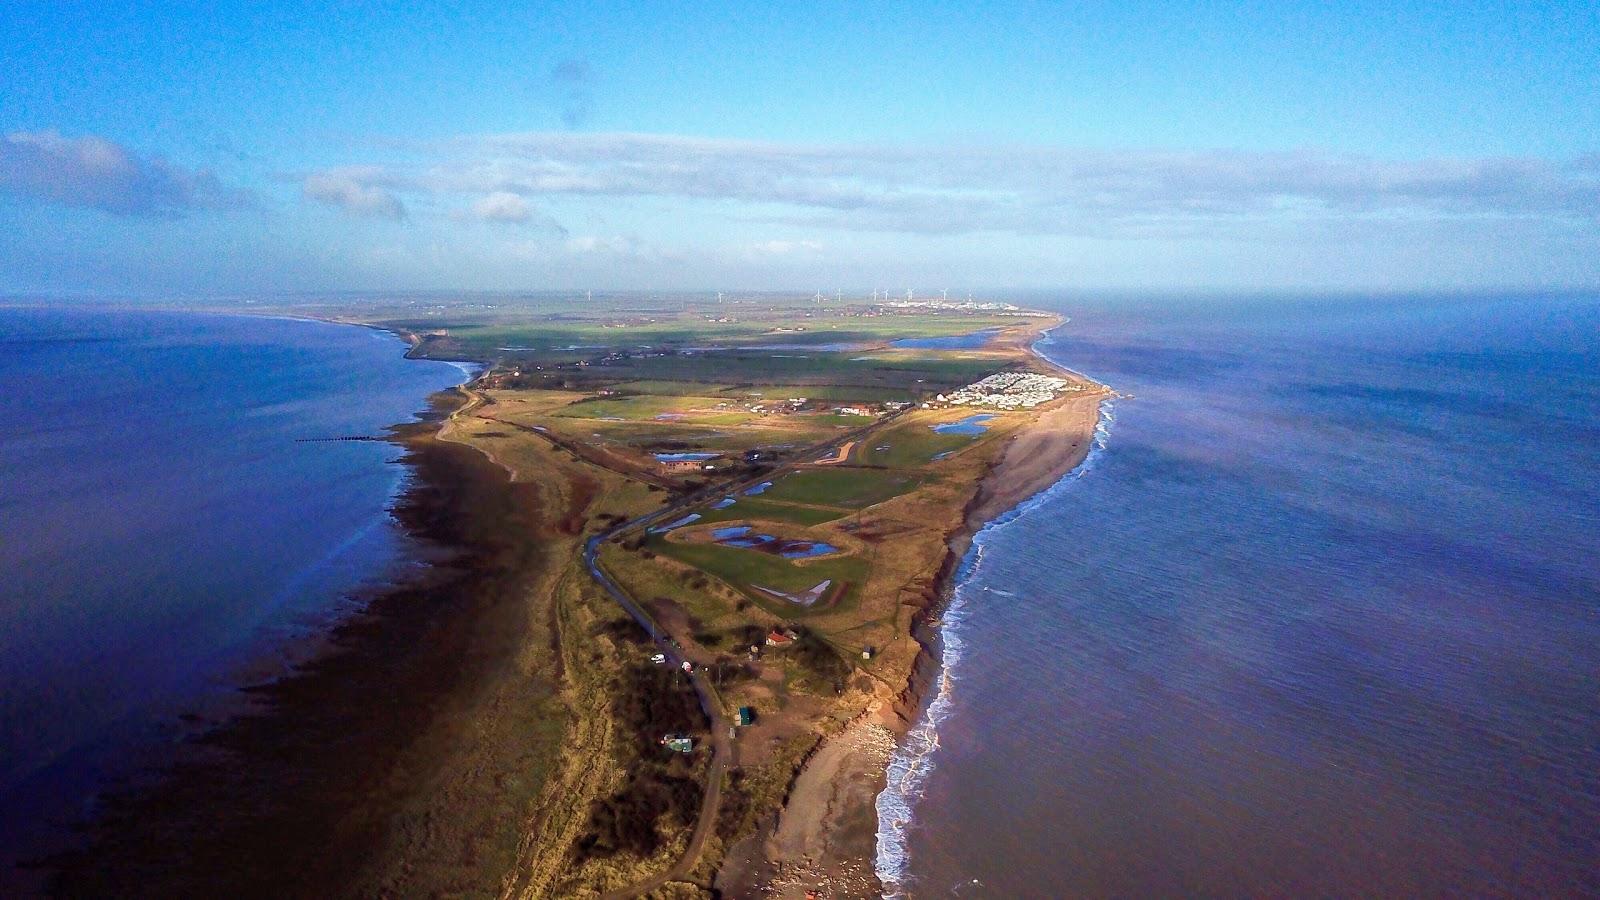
715,769 -> 752,840
704,659 -> 757,685
727,624 -> 768,648
576,662 -> 709,861
597,614 -> 651,646
791,627 -> 852,693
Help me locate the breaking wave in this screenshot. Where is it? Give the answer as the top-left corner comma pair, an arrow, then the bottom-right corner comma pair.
874,390 -> 1116,896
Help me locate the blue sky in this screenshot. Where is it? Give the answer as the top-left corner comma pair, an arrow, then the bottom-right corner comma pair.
2,1 -> 1597,294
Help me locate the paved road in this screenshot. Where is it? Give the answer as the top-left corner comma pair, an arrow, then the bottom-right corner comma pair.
583,411 -> 907,897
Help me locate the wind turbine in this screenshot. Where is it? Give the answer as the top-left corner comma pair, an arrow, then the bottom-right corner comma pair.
941,288 -> 948,302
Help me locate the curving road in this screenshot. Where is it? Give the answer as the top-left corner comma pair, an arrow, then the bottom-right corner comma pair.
583,412 -> 907,897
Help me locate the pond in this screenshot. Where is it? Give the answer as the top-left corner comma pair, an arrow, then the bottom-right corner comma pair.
744,480 -> 773,495
781,542 -> 841,559
932,413 -> 995,435
890,327 -> 1001,350
709,525 -> 840,557
653,451 -> 719,461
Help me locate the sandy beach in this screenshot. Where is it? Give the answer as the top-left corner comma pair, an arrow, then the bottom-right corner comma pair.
723,350 -> 1110,897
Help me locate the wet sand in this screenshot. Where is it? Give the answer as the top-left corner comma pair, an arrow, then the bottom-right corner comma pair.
40,391 -> 562,897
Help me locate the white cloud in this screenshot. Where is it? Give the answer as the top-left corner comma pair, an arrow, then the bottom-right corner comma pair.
0,130 -> 248,216
471,191 -> 533,223
302,167 -> 406,220
300,132 -> 1600,238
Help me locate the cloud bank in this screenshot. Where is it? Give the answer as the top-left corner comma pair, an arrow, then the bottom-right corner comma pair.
300,132 -> 1600,238
0,130 -> 247,216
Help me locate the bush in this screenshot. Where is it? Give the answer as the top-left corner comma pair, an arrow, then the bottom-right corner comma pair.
791,627 -> 851,693
576,662 -> 709,861
597,616 -> 651,645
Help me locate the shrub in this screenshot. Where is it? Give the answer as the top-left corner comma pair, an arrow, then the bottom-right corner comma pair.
791,627 -> 851,693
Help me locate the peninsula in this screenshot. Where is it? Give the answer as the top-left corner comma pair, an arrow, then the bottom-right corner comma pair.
52,294 -> 1106,898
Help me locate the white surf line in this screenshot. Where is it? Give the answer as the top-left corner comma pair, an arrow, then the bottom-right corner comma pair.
873,327 -> 1117,897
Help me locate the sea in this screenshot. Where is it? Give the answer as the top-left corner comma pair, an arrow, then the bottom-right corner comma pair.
0,306 -> 466,879
877,293 -> 1600,897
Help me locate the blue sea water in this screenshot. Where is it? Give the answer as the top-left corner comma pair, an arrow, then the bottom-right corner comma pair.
0,307 -> 465,866
878,294 -> 1600,897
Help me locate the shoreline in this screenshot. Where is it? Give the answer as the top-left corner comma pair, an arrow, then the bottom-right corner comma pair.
722,322 -> 1111,898
38,359 -> 563,895
26,307 -> 1105,896
0,312 -> 476,896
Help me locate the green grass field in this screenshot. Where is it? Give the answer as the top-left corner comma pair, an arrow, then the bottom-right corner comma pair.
857,421 -> 979,467
727,384 -> 914,403
689,496 -> 848,526
805,413 -> 878,427
761,467 -> 921,508
406,311 -> 1020,351
609,379 -> 737,395
650,536 -> 868,616
538,350 -> 1003,393
551,394 -> 736,421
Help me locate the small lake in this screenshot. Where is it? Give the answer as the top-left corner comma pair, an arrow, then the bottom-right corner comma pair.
932,414 -> 995,435
891,328 -> 1001,350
